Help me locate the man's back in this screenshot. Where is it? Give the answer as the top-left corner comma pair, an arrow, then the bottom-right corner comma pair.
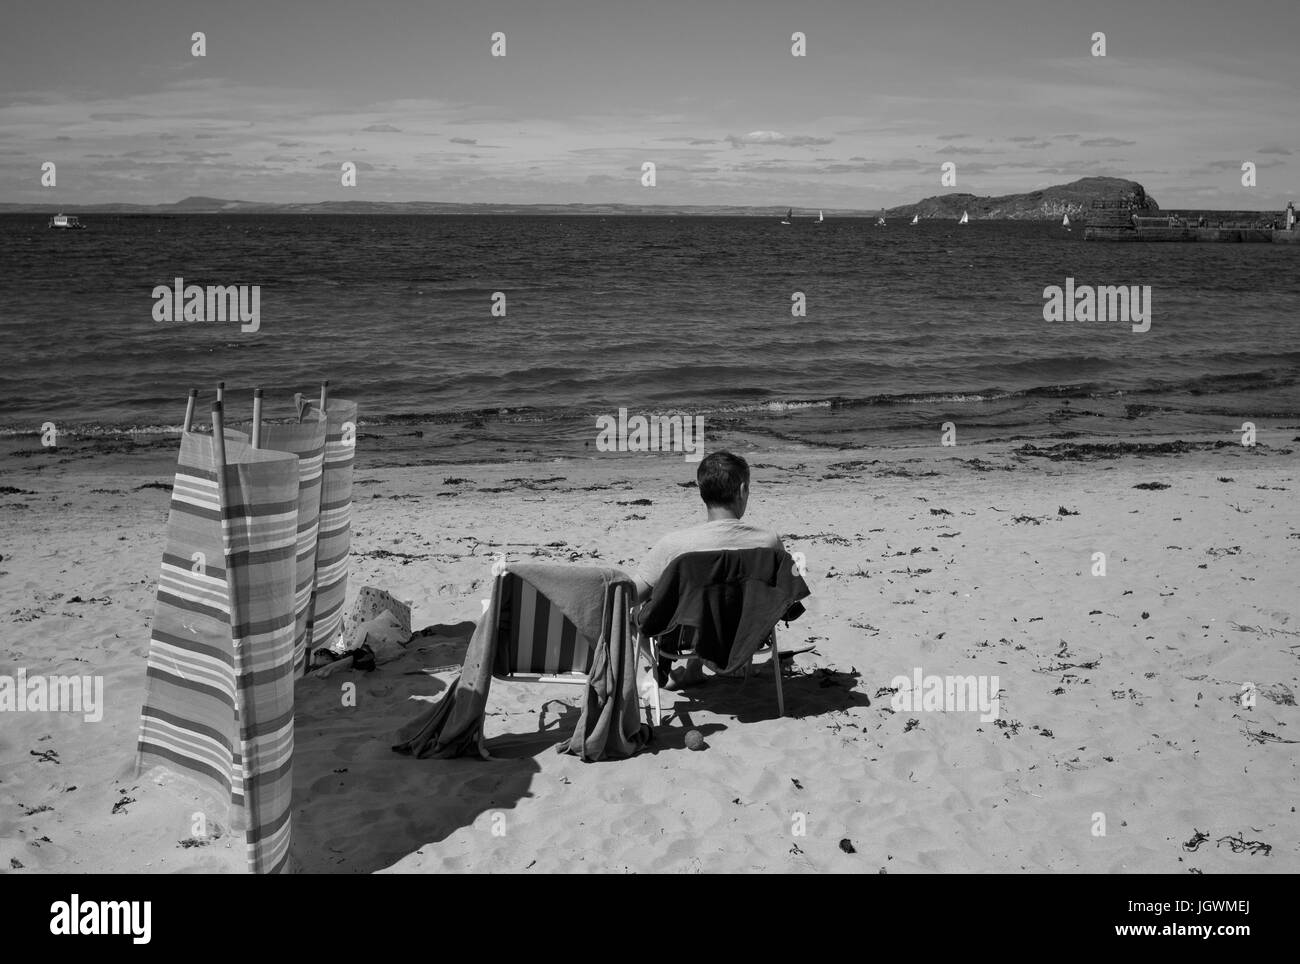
636,518 -> 782,593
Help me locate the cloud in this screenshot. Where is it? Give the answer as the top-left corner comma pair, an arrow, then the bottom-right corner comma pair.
1257,145 -> 1292,155
317,160 -> 375,171
1000,137 -> 1051,150
726,130 -> 833,148
727,157 -> 924,176
1188,157 -> 1286,175
88,112 -> 149,121
1032,162 -> 1130,177
658,136 -> 719,145
449,137 -> 477,145
363,124 -> 402,132
1080,137 -> 1137,147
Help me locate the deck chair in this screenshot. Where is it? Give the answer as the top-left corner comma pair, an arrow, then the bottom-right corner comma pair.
645,624 -> 788,722
393,560 -> 652,761
492,568 -> 601,684
638,547 -> 811,724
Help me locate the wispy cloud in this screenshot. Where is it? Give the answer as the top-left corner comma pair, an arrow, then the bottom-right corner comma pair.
1080,137 -> 1137,148
725,130 -> 833,148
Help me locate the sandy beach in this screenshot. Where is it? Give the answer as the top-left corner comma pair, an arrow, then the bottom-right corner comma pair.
1,432 -> 1296,873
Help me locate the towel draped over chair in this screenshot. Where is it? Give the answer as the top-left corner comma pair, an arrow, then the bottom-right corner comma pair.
638,548 -> 810,675
393,563 -> 650,762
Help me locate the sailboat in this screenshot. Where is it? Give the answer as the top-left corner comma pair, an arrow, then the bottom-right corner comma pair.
910,214 -> 919,225
876,209 -> 886,227
1062,213 -> 1071,228
780,207 -> 792,225
958,210 -> 969,224
817,210 -> 824,223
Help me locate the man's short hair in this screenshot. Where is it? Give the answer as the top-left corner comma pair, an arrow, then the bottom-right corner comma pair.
697,451 -> 750,507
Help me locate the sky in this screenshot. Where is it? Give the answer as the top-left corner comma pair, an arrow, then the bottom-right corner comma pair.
1,0 -> 1297,209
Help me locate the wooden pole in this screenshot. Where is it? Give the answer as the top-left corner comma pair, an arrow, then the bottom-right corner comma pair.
216,381 -> 225,405
183,389 -> 198,434
251,389 -> 263,449
210,400 -> 242,676
319,379 -> 329,414
211,401 -> 227,477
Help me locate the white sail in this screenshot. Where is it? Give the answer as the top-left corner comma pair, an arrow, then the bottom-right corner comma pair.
1062,213 -> 1070,227
959,210 -> 969,224
818,210 -> 824,222
911,214 -> 918,225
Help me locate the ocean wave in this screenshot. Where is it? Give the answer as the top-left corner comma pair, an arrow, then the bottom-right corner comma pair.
9,364 -> 1294,438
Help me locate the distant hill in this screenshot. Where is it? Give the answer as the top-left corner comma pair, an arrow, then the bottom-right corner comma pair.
0,177 -> 1162,218
886,177 -> 1159,221
1,196 -> 855,216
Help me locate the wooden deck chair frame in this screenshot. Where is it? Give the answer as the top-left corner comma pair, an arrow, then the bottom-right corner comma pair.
644,623 -> 787,725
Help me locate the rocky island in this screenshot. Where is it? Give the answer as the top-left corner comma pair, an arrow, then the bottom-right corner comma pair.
886,176 -> 1158,221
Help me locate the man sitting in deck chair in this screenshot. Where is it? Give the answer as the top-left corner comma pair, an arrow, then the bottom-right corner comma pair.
633,451 -> 803,691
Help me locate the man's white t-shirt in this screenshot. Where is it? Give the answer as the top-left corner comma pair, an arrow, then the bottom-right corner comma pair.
635,519 -> 783,591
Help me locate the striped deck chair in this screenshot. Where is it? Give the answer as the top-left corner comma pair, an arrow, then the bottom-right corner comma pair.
251,406 -> 327,676
494,563 -> 654,760
303,397 -> 357,656
135,426 -> 300,874
393,562 -> 651,761
493,570 -> 600,683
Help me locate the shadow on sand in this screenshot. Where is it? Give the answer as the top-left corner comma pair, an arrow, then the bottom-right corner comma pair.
656,663 -> 870,728
289,621 -> 556,873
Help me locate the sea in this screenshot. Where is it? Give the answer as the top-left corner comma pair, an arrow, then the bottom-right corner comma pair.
1,213 -> 1297,465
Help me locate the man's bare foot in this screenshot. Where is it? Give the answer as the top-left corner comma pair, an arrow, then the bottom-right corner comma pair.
664,657 -> 707,691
